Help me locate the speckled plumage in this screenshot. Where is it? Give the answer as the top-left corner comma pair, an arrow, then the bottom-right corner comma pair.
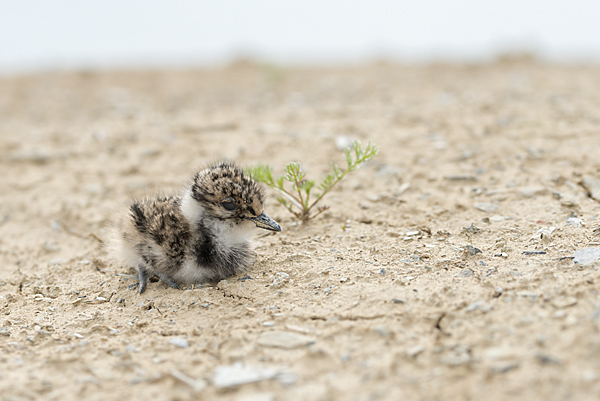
113,163 -> 281,293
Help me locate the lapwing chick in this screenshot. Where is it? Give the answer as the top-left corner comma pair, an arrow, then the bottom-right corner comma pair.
113,162 -> 281,293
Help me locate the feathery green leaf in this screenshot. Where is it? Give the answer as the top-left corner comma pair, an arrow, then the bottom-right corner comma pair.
248,140 -> 379,222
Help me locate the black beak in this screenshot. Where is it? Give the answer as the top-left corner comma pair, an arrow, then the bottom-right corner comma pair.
248,212 -> 281,232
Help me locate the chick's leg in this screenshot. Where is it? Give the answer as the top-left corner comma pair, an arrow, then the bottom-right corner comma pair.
138,264 -> 150,294
157,273 -> 182,290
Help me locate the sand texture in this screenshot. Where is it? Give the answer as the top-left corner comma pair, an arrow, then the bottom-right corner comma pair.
1,60 -> 600,400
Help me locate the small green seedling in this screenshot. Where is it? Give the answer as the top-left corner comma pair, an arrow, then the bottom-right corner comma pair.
248,140 -> 379,223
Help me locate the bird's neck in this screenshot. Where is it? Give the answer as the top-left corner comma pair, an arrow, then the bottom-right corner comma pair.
181,190 -> 204,231
181,191 -> 255,247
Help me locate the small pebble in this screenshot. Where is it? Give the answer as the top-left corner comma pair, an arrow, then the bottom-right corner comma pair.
465,300 -> 491,312
44,242 -> 60,252
474,202 -> 499,213
581,370 -> 598,383
373,326 -> 389,337
406,345 -> 424,357
582,175 -> 600,201
523,251 -> 546,256
566,217 -> 583,227
573,248 -> 600,266
271,272 -> 290,288
170,369 -> 206,392
551,296 -> 578,309
85,183 -> 103,195
257,331 -> 315,349
169,337 -> 189,348
213,362 -> 293,388
464,223 -> 481,234
465,245 -> 482,256
489,362 -> 520,375
536,354 -> 562,365
446,175 -> 478,182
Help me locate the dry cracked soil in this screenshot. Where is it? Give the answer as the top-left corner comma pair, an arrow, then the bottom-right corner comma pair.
1,59 -> 600,401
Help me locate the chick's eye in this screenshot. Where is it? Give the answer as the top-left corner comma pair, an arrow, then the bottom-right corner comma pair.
221,201 -> 237,211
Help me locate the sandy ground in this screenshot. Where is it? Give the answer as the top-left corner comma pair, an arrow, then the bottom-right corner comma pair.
1,59 -> 600,401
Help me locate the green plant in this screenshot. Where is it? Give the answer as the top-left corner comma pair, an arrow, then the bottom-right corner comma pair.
248,140 -> 379,222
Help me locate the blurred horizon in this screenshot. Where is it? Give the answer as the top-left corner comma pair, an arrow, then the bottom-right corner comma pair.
1,0 -> 599,75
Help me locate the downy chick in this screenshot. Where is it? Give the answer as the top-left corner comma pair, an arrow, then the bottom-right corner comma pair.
113,162 -> 281,293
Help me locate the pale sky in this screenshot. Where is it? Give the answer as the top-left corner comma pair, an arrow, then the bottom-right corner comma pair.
0,0 -> 598,73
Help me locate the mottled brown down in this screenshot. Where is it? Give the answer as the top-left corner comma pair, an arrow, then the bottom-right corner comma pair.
113,163 -> 280,293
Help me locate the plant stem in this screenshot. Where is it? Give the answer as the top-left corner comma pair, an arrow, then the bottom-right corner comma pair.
290,167 -> 306,211
272,187 -> 304,210
310,206 -> 328,220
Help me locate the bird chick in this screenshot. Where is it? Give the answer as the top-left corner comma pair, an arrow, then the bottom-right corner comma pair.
112,162 -> 281,293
